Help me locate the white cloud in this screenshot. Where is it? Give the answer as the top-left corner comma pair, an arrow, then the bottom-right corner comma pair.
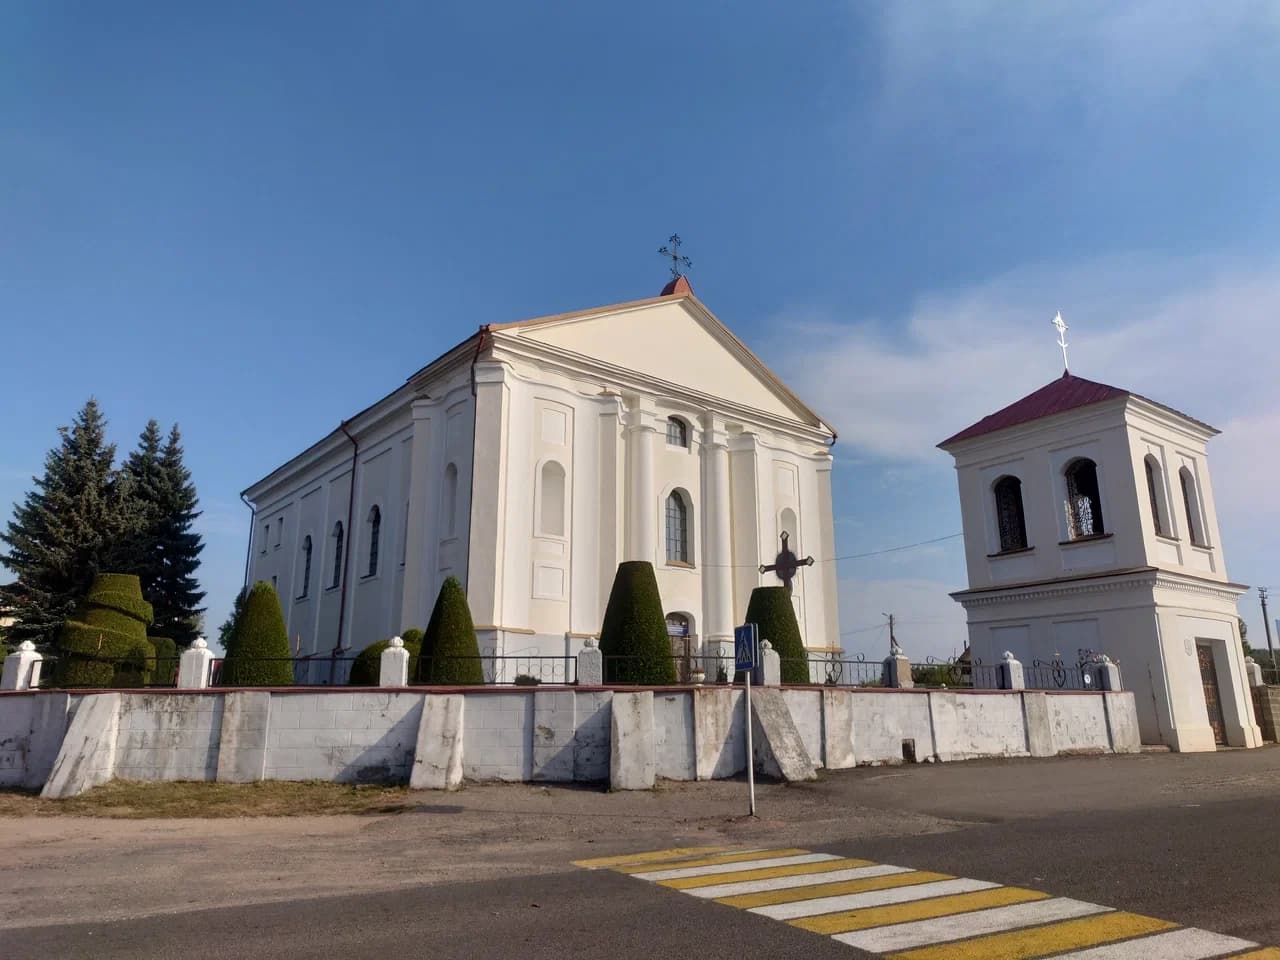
872,2 -> 1280,118
774,255 -> 1280,485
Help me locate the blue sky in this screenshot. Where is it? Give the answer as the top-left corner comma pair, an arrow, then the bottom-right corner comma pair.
4,3 -> 1279,658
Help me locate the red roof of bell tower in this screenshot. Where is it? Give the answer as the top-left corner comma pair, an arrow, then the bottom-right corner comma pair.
938,372 -> 1129,448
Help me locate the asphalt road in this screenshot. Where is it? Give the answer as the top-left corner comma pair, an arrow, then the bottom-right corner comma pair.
7,751 -> 1280,959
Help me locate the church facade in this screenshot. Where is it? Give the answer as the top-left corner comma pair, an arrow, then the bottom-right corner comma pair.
940,373 -> 1260,752
242,278 -> 840,680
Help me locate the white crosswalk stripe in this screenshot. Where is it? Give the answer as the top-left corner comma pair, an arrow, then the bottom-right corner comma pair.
631,853 -> 840,882
686,863 -> 912,899
750,876 -> 1000,920
833,897 -> 1113,953
1052,927 -> 1261,959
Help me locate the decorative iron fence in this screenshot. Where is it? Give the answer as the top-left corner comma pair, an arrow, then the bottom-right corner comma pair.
1025,657 -> 1107,691
602,655 -> 697,686
780,655 -> 884,687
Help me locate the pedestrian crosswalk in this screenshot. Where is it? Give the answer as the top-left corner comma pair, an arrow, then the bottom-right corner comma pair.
573,845 -> 1270,958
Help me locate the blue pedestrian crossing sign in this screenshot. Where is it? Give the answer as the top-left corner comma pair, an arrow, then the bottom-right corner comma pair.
734,624 -> 758,672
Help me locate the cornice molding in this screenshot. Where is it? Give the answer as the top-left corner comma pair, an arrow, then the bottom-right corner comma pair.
954,568 -> 1244,609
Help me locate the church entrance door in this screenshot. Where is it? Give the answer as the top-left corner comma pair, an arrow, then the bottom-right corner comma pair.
666,614 -> 692,683
1196,642 -> 1227,746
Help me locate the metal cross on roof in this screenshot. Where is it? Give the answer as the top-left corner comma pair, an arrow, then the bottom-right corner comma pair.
758,531 -> 814,594
658,234 -> 692,280
1051,311 -> 1070,372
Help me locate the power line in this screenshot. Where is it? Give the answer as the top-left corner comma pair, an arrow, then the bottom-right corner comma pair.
700,532 -> 964,570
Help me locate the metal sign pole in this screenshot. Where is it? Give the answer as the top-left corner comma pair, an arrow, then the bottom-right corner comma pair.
744,669 -> 756,817
734,623 -> 758,818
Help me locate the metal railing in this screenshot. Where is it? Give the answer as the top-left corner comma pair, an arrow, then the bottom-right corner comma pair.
1026,658 -> 1106,691
602,655 -> 695,686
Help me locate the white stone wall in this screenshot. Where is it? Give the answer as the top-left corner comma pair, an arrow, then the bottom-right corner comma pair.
115,694 -> 223,783
9,684 -> 1142,797
265,691 -> 422,783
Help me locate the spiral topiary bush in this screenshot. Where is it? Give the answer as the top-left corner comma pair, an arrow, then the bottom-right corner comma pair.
57,573 -> 154,688
745,586 -> 808,684
599,561 -> 677,685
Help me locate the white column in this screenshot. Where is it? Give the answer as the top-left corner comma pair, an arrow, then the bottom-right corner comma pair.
701,421 -> 734,661
399,399 -> 435,630
626,403 -> 657,563
177,638 -> 215,689
1,641 -> 42,691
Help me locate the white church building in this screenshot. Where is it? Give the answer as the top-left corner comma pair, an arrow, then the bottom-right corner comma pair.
940,369 -> 1261,752
242,276 -> 840,681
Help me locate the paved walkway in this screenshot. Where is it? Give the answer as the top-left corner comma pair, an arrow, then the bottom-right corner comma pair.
578,845 -> 1280,959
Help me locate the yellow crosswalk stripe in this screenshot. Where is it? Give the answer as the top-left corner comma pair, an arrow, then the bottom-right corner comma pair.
792,886 -> 1050,935
659,857 -> 875,890
571,846 -> 740,869
887,911 -> 1178,960
1228,951 -> 1280,959
716,870 -> 954,909
617,848 -> 806,874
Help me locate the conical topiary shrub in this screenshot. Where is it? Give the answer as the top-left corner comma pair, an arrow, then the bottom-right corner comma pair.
148,636 -> 178,686
57,573 -> 154,688
745,586 -> 808,684
421,578 -> 484,684
219,581 -> 293,686
599,561 -> 677,685
348,628 -> 422,686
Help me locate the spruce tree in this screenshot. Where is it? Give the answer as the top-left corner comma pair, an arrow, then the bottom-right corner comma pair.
122,423 -> 205,647
0,400 -> 142,650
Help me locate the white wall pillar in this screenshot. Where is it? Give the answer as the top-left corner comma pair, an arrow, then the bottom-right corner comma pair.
467,363 -> 511,629
1,642 -> 42,691
701,420 -> 734,664
379,636 -> 410,687
177,638 -> 215,689
626,402 -> 657,564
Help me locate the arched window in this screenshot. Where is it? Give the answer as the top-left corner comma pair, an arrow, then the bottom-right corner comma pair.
539,461 -> 566,537
367,505 -> 381,577
993,476 -> 1028,552
666,417 -> 688,448
298,536 -> 312,599
330,521 -> 344,589
666,491 -> 690,563
1064,458 -> 1104,539
779,508 -> 800,565
1144,456 -> 1169,537
401,500 -> 409,566
1180,467 -> 1206,546
443,463 -> 458,537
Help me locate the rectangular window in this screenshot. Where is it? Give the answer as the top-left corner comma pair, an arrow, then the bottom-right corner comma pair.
261,523 -> 269,554
275,518 -> 284,547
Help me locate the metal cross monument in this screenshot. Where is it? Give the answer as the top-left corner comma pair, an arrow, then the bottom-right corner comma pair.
1051,311 -> 1070,371
658,234 -> 692,279
758,531 -> 814,594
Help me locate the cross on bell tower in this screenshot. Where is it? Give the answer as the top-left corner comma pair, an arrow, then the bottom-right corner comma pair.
658,234 -> 691,280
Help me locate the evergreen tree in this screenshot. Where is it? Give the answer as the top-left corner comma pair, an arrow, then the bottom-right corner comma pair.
0,400 -> 142,650
745,586 -> 808,684
421,578 -> 484,684
598,561 -> 677,685
218,585 -> 249,657
220,581 -> 293,686
122,423 -> 205,647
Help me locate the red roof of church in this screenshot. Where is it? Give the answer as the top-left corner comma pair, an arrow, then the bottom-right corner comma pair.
938,372 -> 1130,447
660,274 -> 693,297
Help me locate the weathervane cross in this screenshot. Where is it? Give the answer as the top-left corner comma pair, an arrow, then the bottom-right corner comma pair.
1051,311 -> 1070,372
758,531 -> 815,595
658,234 -> 691,280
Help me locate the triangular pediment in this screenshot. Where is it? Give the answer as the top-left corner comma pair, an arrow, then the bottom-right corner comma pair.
497,295 -> 831,432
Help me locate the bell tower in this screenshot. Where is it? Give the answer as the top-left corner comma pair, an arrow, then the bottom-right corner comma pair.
939,371 -> 1259,753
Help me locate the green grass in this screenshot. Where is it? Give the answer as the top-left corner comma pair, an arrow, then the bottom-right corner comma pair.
0,780 -> 416,818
